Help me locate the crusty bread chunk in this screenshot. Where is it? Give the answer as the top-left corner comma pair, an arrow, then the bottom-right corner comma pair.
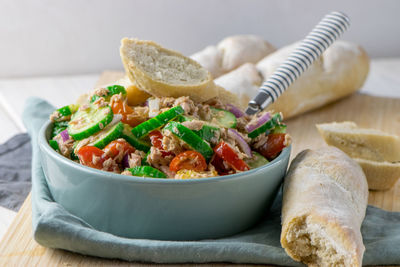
120,38 -> 218,102
281,147 -> 368,267
316,121 -> 400,162
355,158 -> 400,190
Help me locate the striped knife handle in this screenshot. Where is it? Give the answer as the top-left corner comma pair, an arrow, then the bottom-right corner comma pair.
245,11 -> 350,115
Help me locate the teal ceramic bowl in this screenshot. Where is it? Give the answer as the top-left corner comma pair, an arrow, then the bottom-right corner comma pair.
38,120 -> 291,241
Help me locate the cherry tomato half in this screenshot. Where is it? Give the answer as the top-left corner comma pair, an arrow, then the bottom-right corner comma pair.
213,141 -> 249,171
257,133 -> 286,160
149,131 -> 174,157
111,99 -> 144,127
210,154 -> 232,175
77,146 -> 108,169
103,139 -> 135,162
169,151 -> 207,172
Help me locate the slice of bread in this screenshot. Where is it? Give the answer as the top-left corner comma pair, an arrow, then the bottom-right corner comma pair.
120,38 -> 218,103
316,121 -> 400,162
355,158 -> 400,190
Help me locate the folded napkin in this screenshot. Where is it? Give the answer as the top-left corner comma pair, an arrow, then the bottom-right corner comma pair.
23,97 -> 400,265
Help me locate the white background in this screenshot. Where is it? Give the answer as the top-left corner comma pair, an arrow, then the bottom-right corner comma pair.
1,0 -> 400,78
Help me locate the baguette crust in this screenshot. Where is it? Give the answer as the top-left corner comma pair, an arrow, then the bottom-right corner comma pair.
120,38 -> 218,103
256,41 -> 369,119
191,35 -> 275,78
281,147 -> 368,266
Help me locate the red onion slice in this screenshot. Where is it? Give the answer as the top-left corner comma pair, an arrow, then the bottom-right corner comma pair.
228,128 -> 252,158
226,104 -> 244,118
245,112 -> 271,133
122,153 -> 130,169
60,129 -> 70,142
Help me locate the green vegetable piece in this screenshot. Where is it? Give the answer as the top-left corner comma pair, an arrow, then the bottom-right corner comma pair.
91,85 -> 127,102
175,115 -> 193,122
121,124 -> 151,152
131,106 -> 184,138
67,104 -> 113,140
57,104 -> 78,117
141,151 -> 151,166
163,121 -> 214,161
127,166 -> 167,178
70,148 -> 79,160
245,151 -> 269,169
92,122 -> 124,149
210,107 -> 237,128
248,113 -> 282,139
272,124 -> 287,134
193,125 -> 219,143
49,140 -> 59,151
52,121 -> 69,138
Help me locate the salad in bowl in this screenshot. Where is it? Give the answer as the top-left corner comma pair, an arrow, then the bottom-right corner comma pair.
49,84 -> 290,179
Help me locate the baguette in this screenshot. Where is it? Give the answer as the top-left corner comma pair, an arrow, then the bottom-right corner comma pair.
191,35 -> 275,78
120,38 -> 218,103
281,147 -> 368,267
316,121 -> 400,190
214,63 -> 262,109
257,41 -> 369,119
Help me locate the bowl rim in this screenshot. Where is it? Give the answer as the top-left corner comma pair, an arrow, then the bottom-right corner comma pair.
39,120 -> 291,185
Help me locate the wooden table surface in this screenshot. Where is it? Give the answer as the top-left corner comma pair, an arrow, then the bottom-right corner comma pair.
0,58 -> 399,265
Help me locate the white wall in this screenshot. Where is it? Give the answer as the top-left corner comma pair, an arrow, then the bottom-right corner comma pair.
1,0 -> 399,78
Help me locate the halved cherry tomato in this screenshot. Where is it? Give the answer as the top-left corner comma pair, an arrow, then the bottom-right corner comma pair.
77,146 -> 108,169
169,151 -> 207,172
213,141 -> 250,171
210,154 -> 232,175
257,133 -> 286,160
103,139 -> 135,162
111,99 -> 144,127
149,130 -> 174,157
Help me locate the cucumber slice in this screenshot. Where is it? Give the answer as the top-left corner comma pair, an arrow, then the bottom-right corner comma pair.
52,121 -> 69,138
49,140 -> 59,151
272,124 -> 287,134
126,166 -> 167,178
67,104 -> 113,140
193,125 -> 220,144
131,106 -> 184,138
57,104 -> 78,117
164,121 -> 214,161
210,107 -> 237,128
91,85 -> 127,102
92,122 -> 124,149
245,151 -> 269,169
175,115 -> 193,122
141,151 -> 151,166
248,113 -> 282,139
121,124 -> 151,152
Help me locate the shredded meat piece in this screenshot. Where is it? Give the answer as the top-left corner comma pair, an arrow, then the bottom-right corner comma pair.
93,97 -> 108,108
91,87 -> 109,98
162,130 -> 185,154
53,134 -> 74,158
181,120 -> 204,131
128,153 -> 142,168
284,134 -> 292,146
147,147 -> 174,167
121,170 -> 133,176
49,111 -> 61,122
102,158 -> 119,172
236,115 -> 251,132
253,133 -> 269,149
204,98 -> 226,109
159,166 -> 176,178
196,104 -> 212,121
173,96 -> 198,115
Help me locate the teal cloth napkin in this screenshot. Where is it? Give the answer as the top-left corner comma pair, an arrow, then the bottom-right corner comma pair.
23,97 -> 400,265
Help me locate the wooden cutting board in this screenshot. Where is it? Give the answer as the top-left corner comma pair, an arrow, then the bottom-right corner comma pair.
0,71 -> 399,266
